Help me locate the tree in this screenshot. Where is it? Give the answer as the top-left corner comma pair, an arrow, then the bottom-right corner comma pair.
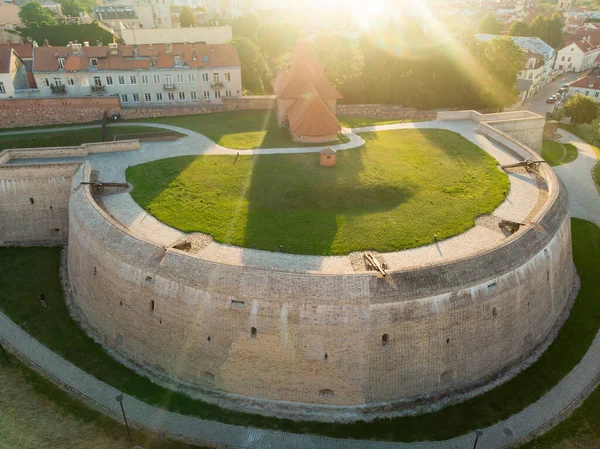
19,2 -> 57,26
232,14 -> 260,39
231,37 -> 270,94
509,21 -> 530,36
15,22 -> 113,46
563,94 -> 599,125
478,13 -> 503,35
528,13 -> 564,48
179,6 -> 195,28
57,0 -> 86,17
482,37 -> 524,108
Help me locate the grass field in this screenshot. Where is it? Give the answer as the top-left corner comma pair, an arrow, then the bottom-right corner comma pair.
0,125 -> 179,151
127,129 -> 508,255
0,219 -> 598,442
542,140 -> 579,166
0,357 -> 206,449
337,116 -> 411,128
130,110 -> 349,149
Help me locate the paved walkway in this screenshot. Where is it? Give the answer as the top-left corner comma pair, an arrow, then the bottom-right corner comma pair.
1,120 -> 599,448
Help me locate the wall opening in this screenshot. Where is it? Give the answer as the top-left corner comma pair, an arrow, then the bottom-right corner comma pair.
30,198 -> 34,205
319,389 -> 335,398
324,352 -> 328,362
487,282 -> 498,292
113,333 -> 123,346
159,317 -> 162,325
251,327 -> 257,339
145,276 -> 153,282
382,334 -> 389,346
207,336 -> 211,342
150,300 -> 155,311
492,307 -> 498,317
119,301 -> 122,307
93,266 -> 97,276
231,300 -> 245,308
446,338 -> 450,344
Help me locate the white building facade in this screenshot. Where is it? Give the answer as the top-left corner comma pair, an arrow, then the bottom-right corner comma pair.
554,40 -> 600,73
32,42 -> 241,106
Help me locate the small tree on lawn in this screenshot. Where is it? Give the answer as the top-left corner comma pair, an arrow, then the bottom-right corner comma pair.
563,94 -> 599,126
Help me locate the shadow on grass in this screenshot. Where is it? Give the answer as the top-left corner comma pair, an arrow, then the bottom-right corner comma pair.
242,145 -> 412,255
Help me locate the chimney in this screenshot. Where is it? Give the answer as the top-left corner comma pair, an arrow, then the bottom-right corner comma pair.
108,42 -> 118,55
84,41 -> 89,47
32,41 -> 38,47
72,43 -> 82,54
43,39 -> 49,47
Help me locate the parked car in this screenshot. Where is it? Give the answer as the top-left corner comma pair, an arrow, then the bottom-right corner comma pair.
547,95 -> 558,104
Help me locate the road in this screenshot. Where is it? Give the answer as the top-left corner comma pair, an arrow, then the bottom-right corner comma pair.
526,72 -> 581,116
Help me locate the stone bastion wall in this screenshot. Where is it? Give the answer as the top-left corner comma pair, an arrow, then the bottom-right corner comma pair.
66,141 -> 573,419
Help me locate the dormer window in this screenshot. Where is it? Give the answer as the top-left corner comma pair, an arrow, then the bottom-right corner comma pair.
174,55 -> 182,65
90,58 -> 98,67
58,58 -> 65,68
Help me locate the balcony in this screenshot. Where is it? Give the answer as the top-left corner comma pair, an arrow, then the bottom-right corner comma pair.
211,81 -> 224,89
50,84 -> 66,94
163,83 -> 176,90
91,85 -> 106,92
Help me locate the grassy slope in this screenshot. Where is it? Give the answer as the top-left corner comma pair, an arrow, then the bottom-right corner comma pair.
542,140 -> 579,167
127,129 -> 508,255
0,227 -> 599,440
0,358 -> 206,449
519,219 -> 600,449
0,126 -> 178,151
128,110 -> 348,149
337,116 -> 407,128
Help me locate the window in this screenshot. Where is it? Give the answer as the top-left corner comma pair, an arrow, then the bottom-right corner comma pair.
215,90 -> 221,99
58,57 -> 65,68
141,75 -> 149,85
251,327 -> 257,338
595,92 -> 599,98
586,90 -> 590,96
118,76 -> 125,85
528,73 -> 533,79
133,93 -> 140,102
130,75 -> 137,85
188,73 -> 195,83
93,76 -> 102,87
43,77 -> 50,87
213,73 -> 220,82
203,91 -> 210,100
168,91 -> 175,101
225,90 -> 232,97
202,73 -> 209,82
568,57 -> 572,62
165,75 -> 173,87
144,93 -> 152,102
176,73 -> 185,83
562,56 -> 565,61
153,74 -> 161,84
179,91 -> 185,100
121,93 -> 128,103
156,92 -> 163,101
382,334 -> 389,346
0,82 -> 4,93
106,76 -> 113,85
150,300 -> 155,311
190,91 -> 197,100
89,58 -> 98,67
53,77 -> 62,86
224,72 -> 231,81
67,77 -> 75,86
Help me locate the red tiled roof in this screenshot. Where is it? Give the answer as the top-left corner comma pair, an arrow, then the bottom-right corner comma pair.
287,89 -> 342,137
273,38 -> 342,100
570,67 -> 600,89
0,43 -> 33,59
33,43 -> 239,72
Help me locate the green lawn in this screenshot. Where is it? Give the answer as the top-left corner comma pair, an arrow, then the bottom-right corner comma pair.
542,140 -> 579,166
0,125 -> 179,151
0,219 -> 598,442
337,116 -> 409,128
1,358 -> 207,449
127,129 -> 509,255
128,110 -> 349,149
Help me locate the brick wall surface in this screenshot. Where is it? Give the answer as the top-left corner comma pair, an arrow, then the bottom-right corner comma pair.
0,164 -> 79,245
222,96 -> 276,111
336,104 -> 437,121
65,151 -> 573,416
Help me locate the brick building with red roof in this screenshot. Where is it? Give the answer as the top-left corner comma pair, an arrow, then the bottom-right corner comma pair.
273,39 -> 342,143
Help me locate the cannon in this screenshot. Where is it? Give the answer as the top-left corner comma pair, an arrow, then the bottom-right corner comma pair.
364,253 -> 388,278
501,160 -> 546,173
80,181 -> 129,194
499,219 -> 525,234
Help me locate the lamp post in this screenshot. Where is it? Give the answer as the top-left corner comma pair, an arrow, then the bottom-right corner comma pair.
473,429 -> 484,449
115,394 -> 132,443
0,343 -> 11,366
